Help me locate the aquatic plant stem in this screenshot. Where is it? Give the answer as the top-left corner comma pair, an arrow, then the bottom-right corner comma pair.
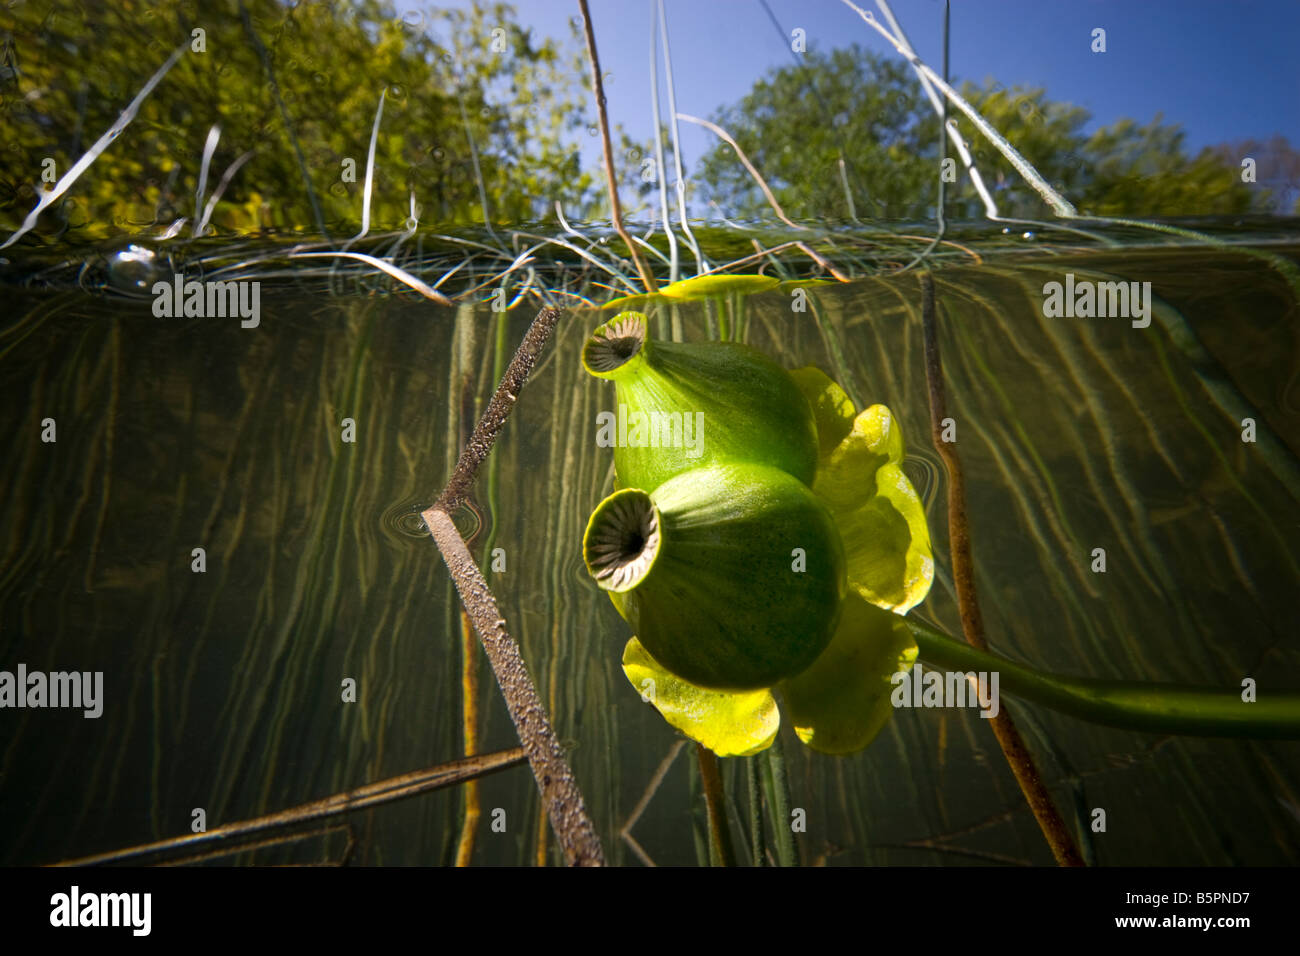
763,736 -> 798,866
578,0 -> 658,295
656,0 -> 706,275
454,609 -> 482,866
747,756 -> 766,866
907,618 -> 1300,739
920,272 -> 1085,868
696,744 -> 737,866
647,1 -> 681,283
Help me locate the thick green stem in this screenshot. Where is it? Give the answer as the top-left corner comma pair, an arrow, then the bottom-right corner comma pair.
906,618 -> 1300,740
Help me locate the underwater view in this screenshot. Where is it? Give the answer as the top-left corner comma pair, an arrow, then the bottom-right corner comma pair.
1,0 -> 1298,904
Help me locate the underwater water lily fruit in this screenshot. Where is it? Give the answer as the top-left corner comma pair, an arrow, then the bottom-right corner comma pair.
581,312 -> 935,757
583,462 -> 845,691
582,311 -> 819,490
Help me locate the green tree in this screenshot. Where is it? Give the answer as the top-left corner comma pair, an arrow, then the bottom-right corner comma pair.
1208,135 -> 1300,215
694,45 -> 936,221
0,0 -> 600,239
693,45 -> 1269,222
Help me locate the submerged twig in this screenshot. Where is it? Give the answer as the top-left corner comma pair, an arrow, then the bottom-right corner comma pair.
424,304 -> 604,866
746,756 -> 766,867
578,0 -> 658,294
763,736 -> 797,866
425,510 -> 604,866
919,272 -> 1085,867
435,306 -> 561,512
620,739 -> 686,867
50,749 -> 526,866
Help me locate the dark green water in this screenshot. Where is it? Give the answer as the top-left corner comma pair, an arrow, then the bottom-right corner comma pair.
2,232 -> 1299,865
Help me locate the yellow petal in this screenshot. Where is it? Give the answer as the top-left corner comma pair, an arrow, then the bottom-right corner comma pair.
621,637 -> 779,757
789,365 -> 856,459
781,595 -> 918,755
814,404 -> 934,613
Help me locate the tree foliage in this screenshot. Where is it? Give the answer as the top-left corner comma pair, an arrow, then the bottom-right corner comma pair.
694,44 -> 1278,222
0,0 -> 601,239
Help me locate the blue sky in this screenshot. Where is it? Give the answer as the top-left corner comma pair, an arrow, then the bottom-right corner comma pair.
402,0 -> 1300,209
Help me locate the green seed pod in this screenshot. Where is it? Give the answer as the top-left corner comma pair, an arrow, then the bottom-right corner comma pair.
583,462 -> 846,691
582,312 -> 819,491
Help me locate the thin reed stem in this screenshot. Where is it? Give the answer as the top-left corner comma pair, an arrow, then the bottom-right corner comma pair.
578,0 -> 658,294
696,744 -> 737,867
920,272 -> 1085,867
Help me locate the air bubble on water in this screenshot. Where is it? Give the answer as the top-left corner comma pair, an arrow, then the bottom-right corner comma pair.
106,243 -> 163,293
